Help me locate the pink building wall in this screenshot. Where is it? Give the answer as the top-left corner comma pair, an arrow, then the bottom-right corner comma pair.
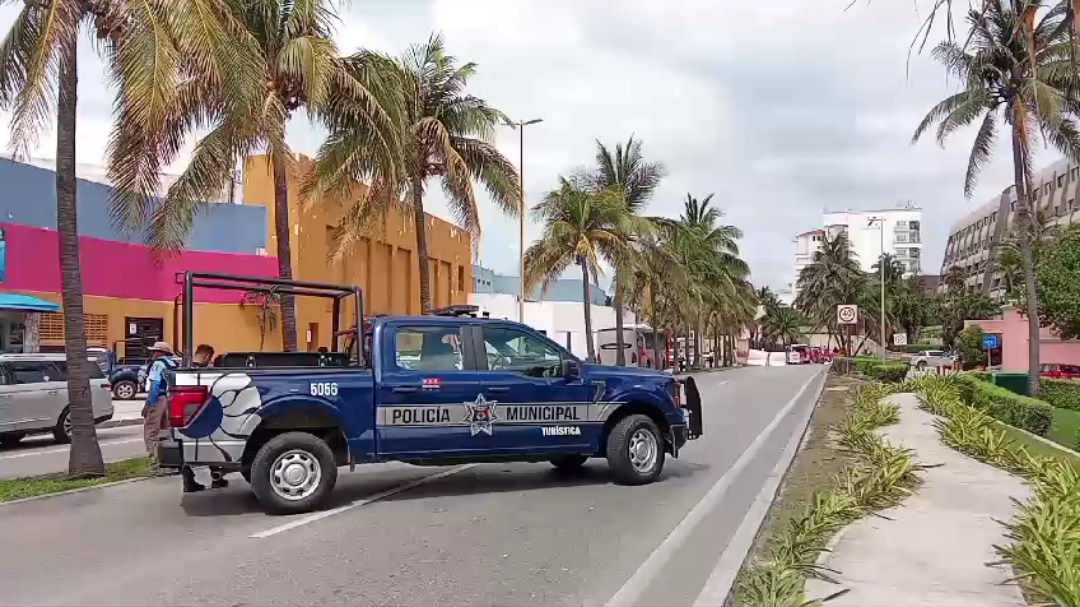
0,222 -> 277,302
965,308 -> 1080,371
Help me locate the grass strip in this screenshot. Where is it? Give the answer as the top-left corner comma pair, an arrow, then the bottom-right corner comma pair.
0,457 -> 153,503
733,380 -> 925,606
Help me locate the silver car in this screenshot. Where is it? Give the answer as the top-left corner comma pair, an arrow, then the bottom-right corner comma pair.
0,354 -> 114,446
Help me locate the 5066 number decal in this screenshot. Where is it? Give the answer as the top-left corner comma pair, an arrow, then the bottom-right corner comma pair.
310,382 -> 339,397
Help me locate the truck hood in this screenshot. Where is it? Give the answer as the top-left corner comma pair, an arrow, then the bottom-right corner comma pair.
581,363 -> 672,380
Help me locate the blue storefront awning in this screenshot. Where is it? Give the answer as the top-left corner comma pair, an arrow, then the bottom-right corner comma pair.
0,293 -> 60,312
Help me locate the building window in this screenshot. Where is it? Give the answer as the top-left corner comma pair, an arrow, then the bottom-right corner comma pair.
1011,201 -> 1017,212
458,266 -> 465,292
896,233 -> 909,243
38,312 -> 108,345
895,220 -> 908,229
1058,175 -> 1066,188
1073,167 -> 1080,180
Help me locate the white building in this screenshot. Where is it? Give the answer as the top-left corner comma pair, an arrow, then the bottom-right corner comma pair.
793,206 -> 923,299
468,293 -> 634,360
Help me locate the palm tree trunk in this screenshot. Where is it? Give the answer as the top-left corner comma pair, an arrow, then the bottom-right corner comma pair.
272,153 -> 297,351
581,259 -> 595,362
1011,114 -> 1041,397
684,324 -> 691,371
413,176 -> 433,315
614,271 -> 626,366
694,314 -> 703,367
651,290 -> 662,370
57,39 -> 104,478
713,322 -> 720,368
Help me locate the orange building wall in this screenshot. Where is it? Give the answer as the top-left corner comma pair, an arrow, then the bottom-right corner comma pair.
23,290 -> 273,355
241,154 -> 473,350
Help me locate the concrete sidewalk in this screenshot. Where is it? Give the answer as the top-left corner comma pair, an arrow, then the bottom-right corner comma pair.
805,393 -> 1031,607
100,399 -> 144,428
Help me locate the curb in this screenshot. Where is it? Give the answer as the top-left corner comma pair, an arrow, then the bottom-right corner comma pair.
691,369 -> 829,606
0,476 -> 153,508
97,418 -> 143,429
990,419 -> 1080,458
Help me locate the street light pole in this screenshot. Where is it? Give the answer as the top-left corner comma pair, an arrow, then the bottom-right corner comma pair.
505,118 -> 543,324
869,217 -> 887,361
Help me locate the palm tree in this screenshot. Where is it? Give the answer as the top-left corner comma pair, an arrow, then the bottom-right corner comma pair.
913,0 -> 1080,395
307,33 -> 519,314
659,194 -> 747,368
795,232 -> 864,353
623,230 -> 685,369
587,136 -> 665,364
140,0 -> 394,351
943,264 -> 968,293
523,179 -> 633,362
871,253 -> 906,289
761,305 -> 804,350
0,0 -> 262,476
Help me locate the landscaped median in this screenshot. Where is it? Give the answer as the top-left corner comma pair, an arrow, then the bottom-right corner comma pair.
0,457 -> 153,503
733,378 -> 926,605
957,372 -> 1080,452
730,366 -> 1078,606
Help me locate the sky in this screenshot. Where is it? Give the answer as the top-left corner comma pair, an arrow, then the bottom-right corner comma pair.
0,0 -> 1070,291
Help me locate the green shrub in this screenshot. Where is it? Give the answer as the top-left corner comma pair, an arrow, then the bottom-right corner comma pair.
955,374 -> 1054,436
1039,378 -> 1080,412
969,370 -> 992,383
869,363 -> 908,383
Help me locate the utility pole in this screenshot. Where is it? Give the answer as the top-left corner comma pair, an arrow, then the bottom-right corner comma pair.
504,118 -> 543,324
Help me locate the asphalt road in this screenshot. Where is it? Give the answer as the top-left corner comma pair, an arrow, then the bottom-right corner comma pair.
0,365 -> 825,607
0,425 -> 147,479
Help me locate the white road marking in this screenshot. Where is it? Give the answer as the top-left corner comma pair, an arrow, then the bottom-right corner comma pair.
0,438 -> 144,460
692,374 -> 822,606
604,370 -> 824,607
249,464 -> 479,539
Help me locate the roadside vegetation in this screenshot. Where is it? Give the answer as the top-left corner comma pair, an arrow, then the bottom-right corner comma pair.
734,380 -> 926,605
912,374 -> 1080,605
0,457 -> 152,503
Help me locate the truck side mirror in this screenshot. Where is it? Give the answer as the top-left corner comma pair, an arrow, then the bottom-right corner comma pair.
561,359 -> 580,379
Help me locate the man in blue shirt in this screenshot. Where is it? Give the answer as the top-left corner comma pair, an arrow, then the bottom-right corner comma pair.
142,342 -> 204,492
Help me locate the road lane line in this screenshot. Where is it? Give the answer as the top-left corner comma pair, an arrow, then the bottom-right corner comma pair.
249,464 -> 479,539
604,370 -> 824,607
692,372 -> 824,606
0,438 -> 144,460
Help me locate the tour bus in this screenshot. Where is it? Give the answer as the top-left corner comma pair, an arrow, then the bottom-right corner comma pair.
596,324 -> 669,368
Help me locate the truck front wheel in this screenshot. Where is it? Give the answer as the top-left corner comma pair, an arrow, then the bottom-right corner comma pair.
249,432 -> 338,514
605,414 -> 665,485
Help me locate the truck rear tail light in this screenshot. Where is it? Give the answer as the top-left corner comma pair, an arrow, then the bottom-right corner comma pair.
101,383 -> 111,391
169,385 -> 208,428
668,381 -> 682,407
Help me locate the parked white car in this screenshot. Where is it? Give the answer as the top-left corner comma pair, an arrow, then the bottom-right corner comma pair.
0,353 -> 114,446
909,350 -> 954,370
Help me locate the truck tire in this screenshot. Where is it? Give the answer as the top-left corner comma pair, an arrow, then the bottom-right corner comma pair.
550,455 -> 589,471
605,414 -> 665,485
249,432 -> 337,514
112,380 -> 138,400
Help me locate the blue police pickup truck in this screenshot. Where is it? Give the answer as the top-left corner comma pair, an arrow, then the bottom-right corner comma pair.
160,272 -> 702,514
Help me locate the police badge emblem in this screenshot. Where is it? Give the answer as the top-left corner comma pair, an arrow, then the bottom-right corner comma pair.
463,393 -> 500,436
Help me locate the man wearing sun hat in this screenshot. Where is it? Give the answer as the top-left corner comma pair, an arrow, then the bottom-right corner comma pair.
141,341 -> 207,491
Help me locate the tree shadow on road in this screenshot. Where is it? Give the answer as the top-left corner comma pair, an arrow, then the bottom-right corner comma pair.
177,458 -> 709,517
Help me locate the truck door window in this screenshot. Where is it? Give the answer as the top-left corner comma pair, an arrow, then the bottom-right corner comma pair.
483,327 -> 562,377
394,326 -> 463,371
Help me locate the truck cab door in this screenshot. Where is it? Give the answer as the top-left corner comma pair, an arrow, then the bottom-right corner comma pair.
474,324 -> 593,453
375,323 -> 481,457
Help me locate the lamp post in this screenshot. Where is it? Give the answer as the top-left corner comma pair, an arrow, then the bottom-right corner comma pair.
868,217 -> 886,361
504,118 -> 543,324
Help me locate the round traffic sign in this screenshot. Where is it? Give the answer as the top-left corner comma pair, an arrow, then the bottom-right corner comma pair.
837,305 -> 857,324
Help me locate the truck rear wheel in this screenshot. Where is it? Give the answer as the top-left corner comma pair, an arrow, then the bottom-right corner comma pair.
605,414 -> 665,485
249,432 -> 337,514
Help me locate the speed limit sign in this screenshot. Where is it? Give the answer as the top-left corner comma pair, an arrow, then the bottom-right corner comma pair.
837,304 -> 858,325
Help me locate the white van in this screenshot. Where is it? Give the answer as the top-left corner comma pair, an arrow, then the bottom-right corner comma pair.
596,325 -> 665,368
